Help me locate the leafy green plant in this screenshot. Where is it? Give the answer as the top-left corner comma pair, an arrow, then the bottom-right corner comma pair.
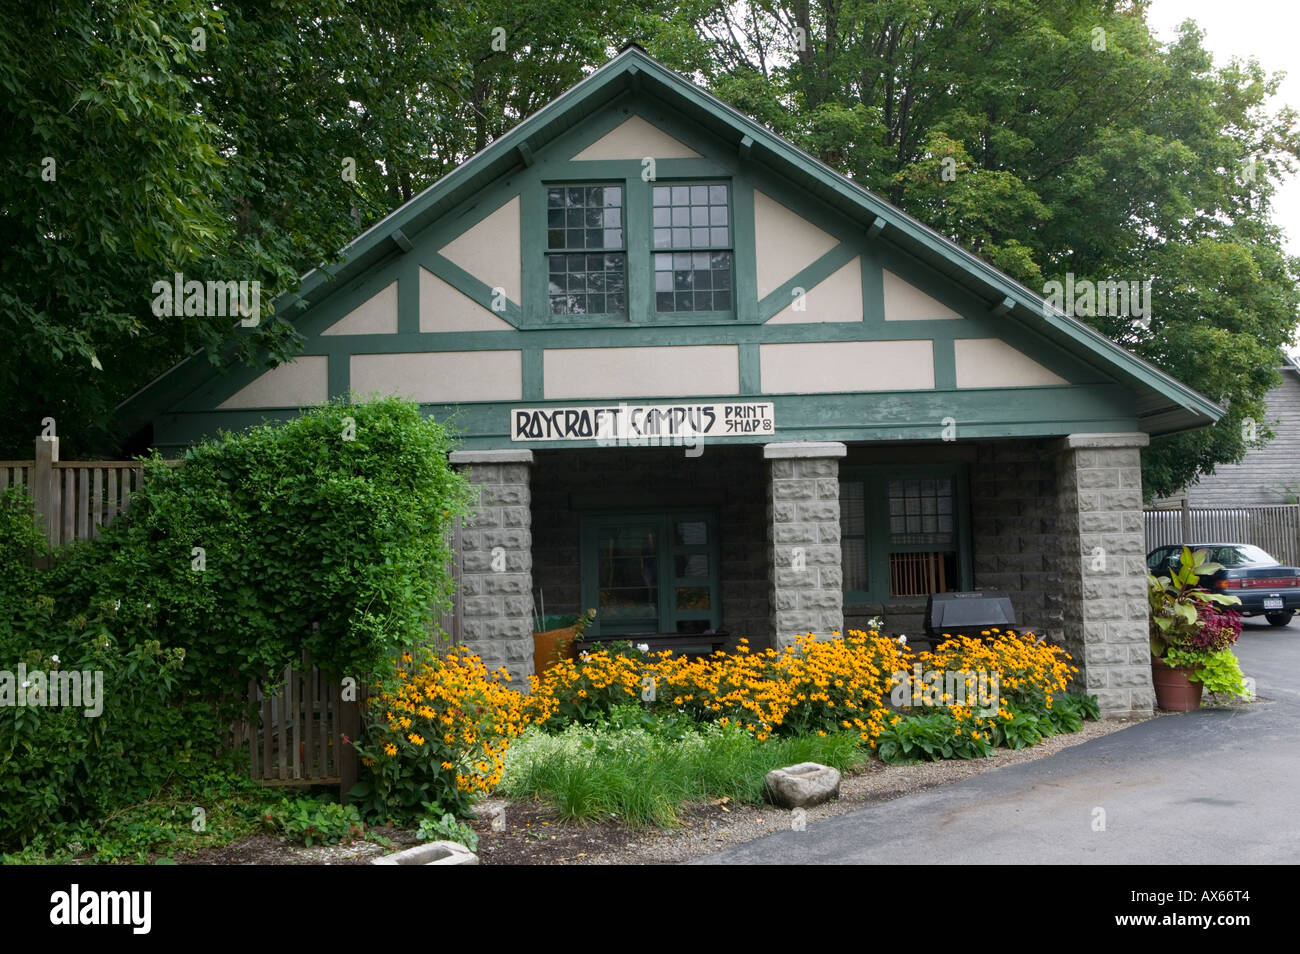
263,797 -> 365,848
1147,546 -> 1242,659
876,711 -> 995,764
0,398 -> 472,850
1166,647 -> 1250,699
416,809 -> 479,852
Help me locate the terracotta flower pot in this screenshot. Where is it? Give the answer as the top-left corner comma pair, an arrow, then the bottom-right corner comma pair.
532,624 -> 579,675
1151,655 -> 1204,712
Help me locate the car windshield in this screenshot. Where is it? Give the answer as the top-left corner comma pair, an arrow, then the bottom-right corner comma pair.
1204,545 -> 1277,567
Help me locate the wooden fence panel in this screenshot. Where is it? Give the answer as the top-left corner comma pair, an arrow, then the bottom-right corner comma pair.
233,654 -> 361,792
1145,504 -> 1300,566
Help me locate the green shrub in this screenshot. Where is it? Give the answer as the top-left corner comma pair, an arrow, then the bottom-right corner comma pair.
49,396 -> 472,697
0,397 -> 471,849
416,808 -> 479,851
262,796 -> 365,847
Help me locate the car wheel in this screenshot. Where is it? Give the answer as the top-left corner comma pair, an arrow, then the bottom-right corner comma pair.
1266,611 -> 1294,627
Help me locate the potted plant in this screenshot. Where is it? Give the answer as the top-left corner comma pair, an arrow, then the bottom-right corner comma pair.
532,607 -> 596,675
1147,546 -> 1251,710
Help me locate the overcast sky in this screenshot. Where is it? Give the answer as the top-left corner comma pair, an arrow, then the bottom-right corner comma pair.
1145,0 -> 1299,257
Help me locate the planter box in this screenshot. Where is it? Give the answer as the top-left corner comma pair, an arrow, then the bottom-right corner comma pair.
371,841 -> 479,865
1151,656 -> 1204,712
533,624 -> 580,674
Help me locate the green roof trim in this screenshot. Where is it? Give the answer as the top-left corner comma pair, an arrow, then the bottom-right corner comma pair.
119,47 -> 1223,437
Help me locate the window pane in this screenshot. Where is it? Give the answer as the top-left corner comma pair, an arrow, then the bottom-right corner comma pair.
675,554 -> 708,578
843,538 -> 869,592
888,476 -> 957,546
548,251 -> 626,315
676,587 -> 710,610
840,481 -> 865,536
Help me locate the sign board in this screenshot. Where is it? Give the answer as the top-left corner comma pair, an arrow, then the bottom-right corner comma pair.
510,402 -> 775,443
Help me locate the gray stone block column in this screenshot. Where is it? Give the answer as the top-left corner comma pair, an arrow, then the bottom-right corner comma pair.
448,449 -> 535,679
765,442 -> 846,649
1055,433 -> 1151,716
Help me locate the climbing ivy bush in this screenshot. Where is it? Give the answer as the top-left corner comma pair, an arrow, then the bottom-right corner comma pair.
0,397 -> 472,848
52,396 -> 473,698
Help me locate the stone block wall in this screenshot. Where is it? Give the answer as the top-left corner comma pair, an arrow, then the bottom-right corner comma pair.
970,438 -> 1064,638
449,450 -> 535,678
766,443 -> 845,648
1055,434 -> 1152,716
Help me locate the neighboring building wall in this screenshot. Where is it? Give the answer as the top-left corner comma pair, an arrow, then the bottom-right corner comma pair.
1179,365 -> 1300,507
449,450 -> 536,678
530,445 -> 771,647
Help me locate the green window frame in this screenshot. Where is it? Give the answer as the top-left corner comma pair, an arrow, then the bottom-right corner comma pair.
535,175 -> 735,326
840,465 -> 972,605
545,183 -> 627,318
651,182 -> 733,316
579,509 -> 721,637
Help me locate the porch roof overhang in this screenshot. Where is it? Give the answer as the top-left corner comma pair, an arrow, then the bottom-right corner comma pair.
118,45 -> 1223,440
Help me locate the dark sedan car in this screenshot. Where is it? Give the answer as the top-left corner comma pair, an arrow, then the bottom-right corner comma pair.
1146,543 -> 1300,626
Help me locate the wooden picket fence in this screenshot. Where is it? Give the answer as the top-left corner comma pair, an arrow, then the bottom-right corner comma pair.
1144,503 -> 1300,566
0,436 -> 146,547
230,652 -> 362,793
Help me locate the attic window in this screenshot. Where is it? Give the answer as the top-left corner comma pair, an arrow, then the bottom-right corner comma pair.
652,183 -> 732,314
547,185 -> 626,316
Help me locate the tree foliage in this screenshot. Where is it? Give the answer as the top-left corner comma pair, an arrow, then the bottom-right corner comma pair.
2,1 -> 1296,495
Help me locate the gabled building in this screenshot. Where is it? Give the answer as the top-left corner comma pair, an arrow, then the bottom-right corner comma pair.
1170,355 -> 1300,507
119,46 -> 1222,716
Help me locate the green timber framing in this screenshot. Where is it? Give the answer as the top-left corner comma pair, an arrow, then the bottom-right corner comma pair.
118,45 -> 1220,449
116,46 -> 1226,718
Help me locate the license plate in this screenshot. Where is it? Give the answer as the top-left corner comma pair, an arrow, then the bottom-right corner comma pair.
1264,597 -> 1284,609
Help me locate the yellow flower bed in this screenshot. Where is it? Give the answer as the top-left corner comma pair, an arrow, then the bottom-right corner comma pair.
352,649 -> 532,819
526,628 -> 1079,747
353,629 -> 1082,817
527,630 -> 911,745
918,629 -> 1076,717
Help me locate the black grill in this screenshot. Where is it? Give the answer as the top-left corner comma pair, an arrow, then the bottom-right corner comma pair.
924,591 -> 1016,640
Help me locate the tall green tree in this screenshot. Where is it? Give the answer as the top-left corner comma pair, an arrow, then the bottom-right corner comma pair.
665,1 -> 1300,496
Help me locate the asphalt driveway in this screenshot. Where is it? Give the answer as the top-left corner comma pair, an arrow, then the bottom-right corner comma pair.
692,620 -> 1300,864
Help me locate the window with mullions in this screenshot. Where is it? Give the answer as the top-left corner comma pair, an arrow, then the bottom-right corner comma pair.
580,511 -> 720,636
546,184 -> 626,316
652,183 -> 732,313
841,469 -> 969,603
